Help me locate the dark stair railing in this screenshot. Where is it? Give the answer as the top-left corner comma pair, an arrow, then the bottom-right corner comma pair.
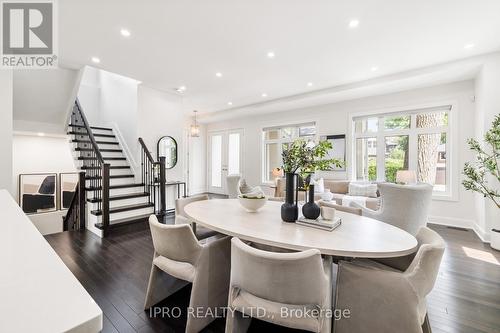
71,99 -> 111,235
63,171 -> 86,231
139,138 -> 166,217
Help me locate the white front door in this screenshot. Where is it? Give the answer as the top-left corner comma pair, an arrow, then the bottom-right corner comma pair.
208,129 -> 244,194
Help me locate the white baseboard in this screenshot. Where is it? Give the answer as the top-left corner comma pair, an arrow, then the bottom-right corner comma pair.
428,215 -> 489,243
189,187 -> 207,196
472,222 -> 490,243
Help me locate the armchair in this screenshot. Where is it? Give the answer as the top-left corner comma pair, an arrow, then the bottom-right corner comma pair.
350,182 -> 433,235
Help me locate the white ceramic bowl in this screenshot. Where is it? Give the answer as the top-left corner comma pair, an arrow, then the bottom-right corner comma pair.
238,196 -> 267,212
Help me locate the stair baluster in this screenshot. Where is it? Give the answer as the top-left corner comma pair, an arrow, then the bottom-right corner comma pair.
70,99 -> 110,235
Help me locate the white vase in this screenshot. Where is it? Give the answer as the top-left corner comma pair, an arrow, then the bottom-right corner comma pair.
321,190 -> 334,201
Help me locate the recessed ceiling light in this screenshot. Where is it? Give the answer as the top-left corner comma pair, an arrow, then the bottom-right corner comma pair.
371,66 -> 379,71
227,102 -> 233,106
91,57 -> 100,63
267,51 -> 275,59
120,29 -> 131,37
37,132 -> 45,137
176,86 -> 186,93
348,19 -> 360,28
215,72 -> 222,77
261,93 -> 267,97
307,82 -> 313,87
464,43 -> 475,49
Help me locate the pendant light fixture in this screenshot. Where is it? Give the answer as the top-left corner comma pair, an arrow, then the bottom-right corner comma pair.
190,110 -> 200,137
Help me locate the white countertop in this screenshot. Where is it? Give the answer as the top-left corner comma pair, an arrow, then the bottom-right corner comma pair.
0,190 -> 102,333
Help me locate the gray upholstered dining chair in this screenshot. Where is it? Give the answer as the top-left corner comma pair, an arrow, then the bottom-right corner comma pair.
350,182 -> 433,235
226,174 -> 241,199
175,195 -> 218,239
334,226 -> 445,333
144,215 -> 231,333
226,237 -> 333,333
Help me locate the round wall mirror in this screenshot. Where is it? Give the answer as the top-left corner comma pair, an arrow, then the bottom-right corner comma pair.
157,136 -> 178,169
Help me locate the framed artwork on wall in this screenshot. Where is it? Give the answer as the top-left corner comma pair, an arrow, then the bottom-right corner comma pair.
324,134 -> 346,171
60,173 -> 79,210
19,173 -> 58,214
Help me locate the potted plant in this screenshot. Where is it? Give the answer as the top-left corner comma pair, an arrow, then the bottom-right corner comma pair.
281,139 -> 343,221
462,114 -> 500,250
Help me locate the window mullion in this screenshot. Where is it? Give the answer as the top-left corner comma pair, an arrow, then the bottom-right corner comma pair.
376,116 -> 385,181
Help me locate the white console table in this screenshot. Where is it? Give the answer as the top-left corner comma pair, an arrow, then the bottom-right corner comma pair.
0,190 -> 102,333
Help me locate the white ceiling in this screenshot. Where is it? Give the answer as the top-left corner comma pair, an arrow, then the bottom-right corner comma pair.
59,0 -> 500,116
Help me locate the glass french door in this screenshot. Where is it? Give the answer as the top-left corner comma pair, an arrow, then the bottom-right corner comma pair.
208,129 -> 243,194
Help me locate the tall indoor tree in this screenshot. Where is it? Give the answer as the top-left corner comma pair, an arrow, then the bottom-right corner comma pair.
462,114 -> 500,209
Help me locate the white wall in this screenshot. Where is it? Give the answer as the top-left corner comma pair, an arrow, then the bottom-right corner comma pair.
474,58 -> 500,242
207,80 -> 478,230
13,134 -> 77,235
0,70 -> 13,195
136,85 -> 205,207
77,67 -> 140,158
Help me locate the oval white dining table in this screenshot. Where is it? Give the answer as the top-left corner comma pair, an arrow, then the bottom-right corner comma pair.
184,199 -> 417,258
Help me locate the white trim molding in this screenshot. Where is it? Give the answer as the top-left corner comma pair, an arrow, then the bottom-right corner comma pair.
428,215 -> 489,243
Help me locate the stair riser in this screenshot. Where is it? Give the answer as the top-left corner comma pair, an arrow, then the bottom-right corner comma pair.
85,177 -> 134,187
101,152 -> 125,158
91,128 -> 114,135
71,134 -> 117,143
88,196 -> 150,209
76,159 -> 129,167
90,207 -> 155,224
98,143 -> 121,150
79,168 -> 132,176
109,187 -> 146,196
71,142 -> 120,151
77,151 -> 124,159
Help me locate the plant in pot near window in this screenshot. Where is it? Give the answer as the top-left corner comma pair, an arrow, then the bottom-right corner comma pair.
297,140 -> 343,220
280,139 -> 343,222
462,114 -> 500,250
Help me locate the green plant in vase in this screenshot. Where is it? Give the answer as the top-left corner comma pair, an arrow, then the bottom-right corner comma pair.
296,139 -> 344,189
462,114 -> 500,209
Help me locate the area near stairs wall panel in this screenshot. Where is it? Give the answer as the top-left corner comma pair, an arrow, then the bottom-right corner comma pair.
12,134 -> 78,235
0,70 -> 13,195
137,85 -> 197,205
12,68 -> 79,134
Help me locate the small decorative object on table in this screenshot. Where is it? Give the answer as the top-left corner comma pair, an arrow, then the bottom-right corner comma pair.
297,215 -> 342,231
302,184 -> 320,219
238,187 -> 267,213
320,189 -> 334,201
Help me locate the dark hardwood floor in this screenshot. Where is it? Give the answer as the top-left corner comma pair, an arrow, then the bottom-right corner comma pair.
45,222 -> 500,333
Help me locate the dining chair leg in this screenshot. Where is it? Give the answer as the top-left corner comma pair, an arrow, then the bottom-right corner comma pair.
144,264 -> 160,310
225,310 -> 252,333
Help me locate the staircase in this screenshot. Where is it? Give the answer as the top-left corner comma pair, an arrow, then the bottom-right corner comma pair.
68,100 -> 164,237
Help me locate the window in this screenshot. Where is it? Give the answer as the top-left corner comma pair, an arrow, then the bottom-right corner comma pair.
353,106 -> 451,194
262,123 -> 316,183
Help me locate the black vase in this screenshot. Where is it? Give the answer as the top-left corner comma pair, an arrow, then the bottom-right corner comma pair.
302,184 -> 320,220
281,172 -> 298,222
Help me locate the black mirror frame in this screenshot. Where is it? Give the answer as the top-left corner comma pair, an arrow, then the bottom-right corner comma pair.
157,136 -> 178,169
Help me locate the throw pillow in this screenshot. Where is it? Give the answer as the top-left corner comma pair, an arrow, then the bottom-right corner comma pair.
239,179 -> 253,194
348,183 -> 378,198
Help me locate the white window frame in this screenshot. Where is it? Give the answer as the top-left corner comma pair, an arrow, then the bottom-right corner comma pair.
350,104 -> 457,201
261,122 -> 316,184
